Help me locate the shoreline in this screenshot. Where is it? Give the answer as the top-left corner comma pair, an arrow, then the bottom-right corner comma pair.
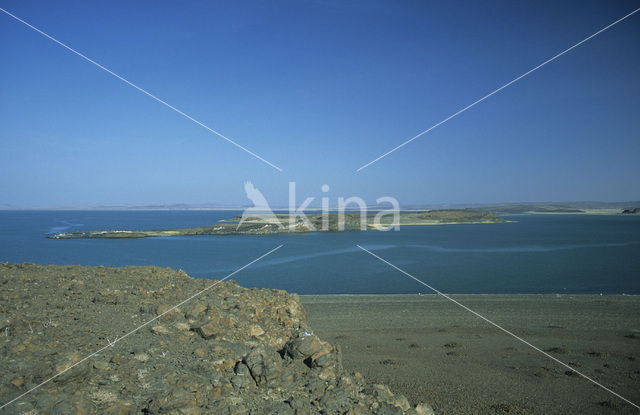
301,293 -> 640,297
47,209 -> 507,239
301,294 -> 640,414
1,262 -> 638,414
517,209 -> 625,215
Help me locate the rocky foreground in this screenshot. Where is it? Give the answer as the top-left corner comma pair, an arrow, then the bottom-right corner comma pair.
0,263 -> 434,414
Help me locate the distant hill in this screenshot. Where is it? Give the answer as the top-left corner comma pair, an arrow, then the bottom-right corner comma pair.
457,201 -> 640,215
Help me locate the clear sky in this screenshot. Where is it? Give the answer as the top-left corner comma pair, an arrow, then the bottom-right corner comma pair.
1,0 -> 639,207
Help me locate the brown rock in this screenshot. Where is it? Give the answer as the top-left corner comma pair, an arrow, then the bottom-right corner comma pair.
54,353 -> 91,384
11,376 -> 24,388
243,347 -> 282,386
219,316 -> 235,329
388,395 -> 411,411
318,367 -> 337,381
309,350 -> 332,368
415,403 -> 436,415
186,304 -> 207,320
93,361 -> 110,371
194,321 -> 219,339
345,407 -> 369,415
284,333 -> 323,359
175,322 -> 190,331
249,324 -> 265,337
151,325 -> 170,335
149,388 -> 200,414
206,307 -> 220,320
365,384 -> 394,400
104,401 -> 132,415
156,304 -> 182,319
110,354 -> 124,364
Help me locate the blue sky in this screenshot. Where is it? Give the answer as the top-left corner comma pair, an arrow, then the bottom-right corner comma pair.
1,0 -> 639,207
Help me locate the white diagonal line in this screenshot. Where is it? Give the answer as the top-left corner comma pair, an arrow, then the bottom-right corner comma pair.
0,7 -> 283,172
0,244 -> 283,411
356,7 -> 640,172
356,244 -> 640,411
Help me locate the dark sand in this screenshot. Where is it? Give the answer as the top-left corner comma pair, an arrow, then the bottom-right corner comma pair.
301,294 -> 640,415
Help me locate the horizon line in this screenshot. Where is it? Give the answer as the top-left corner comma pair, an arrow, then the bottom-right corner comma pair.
1,200 -> 638,211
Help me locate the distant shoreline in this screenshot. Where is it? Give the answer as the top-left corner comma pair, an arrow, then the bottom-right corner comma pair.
47,210 -> 507,239
517,209 -> 625,215
1,200 -> 639,213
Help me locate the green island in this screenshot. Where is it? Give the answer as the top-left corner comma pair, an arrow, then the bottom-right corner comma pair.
48,209 -> 506,239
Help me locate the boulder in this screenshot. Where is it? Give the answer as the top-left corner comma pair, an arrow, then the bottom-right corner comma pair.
243,347 -> 282,387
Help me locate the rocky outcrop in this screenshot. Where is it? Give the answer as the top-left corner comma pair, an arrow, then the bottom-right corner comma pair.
0,263 -> 434,414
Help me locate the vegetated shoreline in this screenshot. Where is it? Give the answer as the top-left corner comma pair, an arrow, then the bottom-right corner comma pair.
47,209 -> 507,239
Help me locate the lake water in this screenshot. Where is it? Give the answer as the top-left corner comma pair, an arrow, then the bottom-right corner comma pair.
0,210 -> 638,294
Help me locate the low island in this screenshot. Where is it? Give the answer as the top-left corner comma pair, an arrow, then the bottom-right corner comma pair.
48,209 -> 506,239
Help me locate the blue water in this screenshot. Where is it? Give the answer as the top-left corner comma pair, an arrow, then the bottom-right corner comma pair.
0,210 -> 638,294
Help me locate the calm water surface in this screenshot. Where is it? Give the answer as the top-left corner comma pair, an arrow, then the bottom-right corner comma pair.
0,210 -> 638,294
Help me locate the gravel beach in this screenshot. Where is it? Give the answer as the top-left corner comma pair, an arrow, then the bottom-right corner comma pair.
302,294 -> 640,414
